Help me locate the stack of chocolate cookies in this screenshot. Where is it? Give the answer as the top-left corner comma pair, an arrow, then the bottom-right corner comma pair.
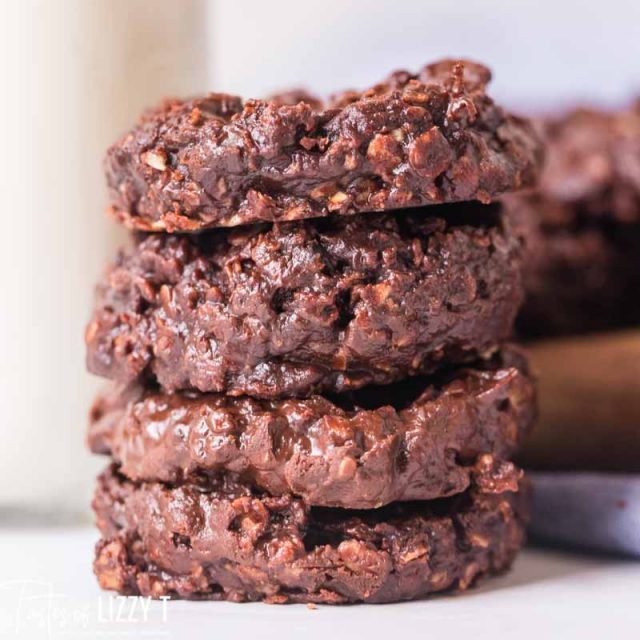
85,60 -> 542,603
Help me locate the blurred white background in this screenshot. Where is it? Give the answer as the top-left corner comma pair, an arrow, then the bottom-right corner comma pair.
0,0 -> 207,518
0,0 -> 638,519
209,0 -> 640,109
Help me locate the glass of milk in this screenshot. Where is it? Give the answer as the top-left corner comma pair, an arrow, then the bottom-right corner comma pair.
0,0 -> 207,520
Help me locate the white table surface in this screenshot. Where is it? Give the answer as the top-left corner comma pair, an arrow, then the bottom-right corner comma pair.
0,527 -> 638,640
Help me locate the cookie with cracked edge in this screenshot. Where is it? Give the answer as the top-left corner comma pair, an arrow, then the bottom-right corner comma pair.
88,347 -> 535,509
86,202 -> 524,398
105,59 -> 542,232
92,464 -> 528,603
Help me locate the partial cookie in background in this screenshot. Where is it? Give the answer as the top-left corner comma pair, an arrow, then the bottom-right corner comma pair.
93,465 -> 527,603
105,59 -> 542,232
86,203 -> 523,398
536,103 -> 640,224
508,102 -> 640,337
89,347 -> 536,509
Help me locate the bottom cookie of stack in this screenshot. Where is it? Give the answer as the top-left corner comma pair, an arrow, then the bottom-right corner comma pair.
93,465 -> 527,604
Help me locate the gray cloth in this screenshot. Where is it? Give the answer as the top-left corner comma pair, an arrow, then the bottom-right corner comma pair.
529,472 -> 640,558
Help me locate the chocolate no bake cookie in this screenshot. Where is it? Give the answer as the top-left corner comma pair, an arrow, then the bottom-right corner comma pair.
105,59 -> 542,232
88,348 -> 535,508
531,103 -> 640,225
93,465 -> 527,603
86,203 -> 523,398
510,102 -> 640,336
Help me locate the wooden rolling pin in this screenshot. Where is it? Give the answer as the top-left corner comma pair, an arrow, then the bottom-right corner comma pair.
519,329 -> 640,472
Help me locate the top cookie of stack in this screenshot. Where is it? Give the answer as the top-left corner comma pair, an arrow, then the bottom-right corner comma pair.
105,60 -> 541,232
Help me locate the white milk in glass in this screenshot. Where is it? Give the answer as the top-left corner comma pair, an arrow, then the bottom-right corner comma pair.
0,1 -> 207,517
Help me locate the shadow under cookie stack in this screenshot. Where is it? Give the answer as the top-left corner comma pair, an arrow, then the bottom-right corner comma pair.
86,59 -> 542,604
